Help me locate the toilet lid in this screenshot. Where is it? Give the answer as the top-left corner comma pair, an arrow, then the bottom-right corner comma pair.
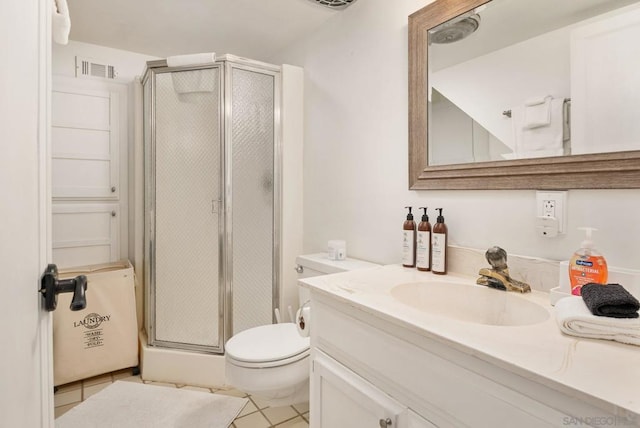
225,323 -> 310,363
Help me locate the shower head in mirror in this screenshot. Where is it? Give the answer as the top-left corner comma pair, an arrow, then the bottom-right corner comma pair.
430,13 -> 481,44
308,0 -> 358,9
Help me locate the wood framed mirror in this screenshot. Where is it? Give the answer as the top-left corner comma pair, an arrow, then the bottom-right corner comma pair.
408,0 -> 640,190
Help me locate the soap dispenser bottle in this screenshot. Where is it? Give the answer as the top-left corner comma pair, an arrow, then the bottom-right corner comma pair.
432,208 -> 448,275
569,227 -> 608,296
402,206 -> 416,268
416,207 -> 431,271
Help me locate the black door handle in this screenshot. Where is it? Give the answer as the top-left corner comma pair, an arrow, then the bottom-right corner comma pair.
39,264 -> 88,312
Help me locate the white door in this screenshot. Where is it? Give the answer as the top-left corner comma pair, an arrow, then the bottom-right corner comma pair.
571,4 -> 640,155
0,0 -> 54,426
311,351 -> 407,428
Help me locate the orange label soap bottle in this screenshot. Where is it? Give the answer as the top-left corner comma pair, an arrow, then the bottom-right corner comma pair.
569,227 -> 608,296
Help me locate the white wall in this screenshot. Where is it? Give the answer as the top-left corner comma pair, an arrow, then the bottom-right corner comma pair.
53,40 -> 158,82
270,0 -> 640,274
280,65 -> 305,317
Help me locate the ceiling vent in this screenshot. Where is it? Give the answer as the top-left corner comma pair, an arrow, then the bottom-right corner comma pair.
75,56 -> 117,80
309,0 -> 357,10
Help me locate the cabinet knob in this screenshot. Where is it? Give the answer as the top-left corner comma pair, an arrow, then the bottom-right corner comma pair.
379,418 -> 392,427
111,211 -> 117,217
111,186 -> 116,193
294,265 -> 304,274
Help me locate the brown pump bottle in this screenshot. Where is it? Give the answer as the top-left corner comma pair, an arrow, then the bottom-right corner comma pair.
416,207 -> 431,271
402,206 -> 416,268
431,208 -> 448,275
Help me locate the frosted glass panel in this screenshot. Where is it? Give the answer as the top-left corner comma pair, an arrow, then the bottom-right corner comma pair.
144,62 -> 280,352
153,68 -> 222,348
231,68 -> 275,334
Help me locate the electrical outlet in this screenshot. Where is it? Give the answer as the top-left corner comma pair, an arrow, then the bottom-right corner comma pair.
536,191 -> 567,234
542,199 -> 555,217
536,216 -> 559,237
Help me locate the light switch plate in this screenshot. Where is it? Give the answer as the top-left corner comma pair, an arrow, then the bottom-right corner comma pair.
536,191 -> 567,234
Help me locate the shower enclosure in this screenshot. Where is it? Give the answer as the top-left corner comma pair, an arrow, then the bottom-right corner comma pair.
142,56 -> 280,354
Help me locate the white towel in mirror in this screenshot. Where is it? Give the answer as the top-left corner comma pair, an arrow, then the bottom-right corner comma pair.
523,95 -> 552,129
511,97 -> 565,158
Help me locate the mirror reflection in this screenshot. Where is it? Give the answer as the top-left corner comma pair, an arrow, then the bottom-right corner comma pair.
427,0 -> 640,166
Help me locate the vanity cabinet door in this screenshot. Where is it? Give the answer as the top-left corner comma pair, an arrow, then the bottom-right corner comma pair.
311,350 -> 407,428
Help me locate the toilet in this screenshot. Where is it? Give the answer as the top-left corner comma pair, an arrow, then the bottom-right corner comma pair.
224,253 -> 379,406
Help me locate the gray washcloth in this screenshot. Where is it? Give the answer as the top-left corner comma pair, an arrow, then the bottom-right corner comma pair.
581,283 -> 640,319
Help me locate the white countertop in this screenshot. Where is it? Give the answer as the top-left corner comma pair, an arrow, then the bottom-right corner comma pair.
300,264 -> 640,419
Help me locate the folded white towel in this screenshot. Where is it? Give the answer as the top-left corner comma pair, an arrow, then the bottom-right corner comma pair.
523,96 -> 551,129
555,296 -> 640,346
524,95 -> 550,106
52,0 -> 71,45
166,53 -> 216,68
511,98 -> 566,158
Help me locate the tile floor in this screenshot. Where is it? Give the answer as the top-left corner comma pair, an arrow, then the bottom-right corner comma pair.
54,369 -> 309,428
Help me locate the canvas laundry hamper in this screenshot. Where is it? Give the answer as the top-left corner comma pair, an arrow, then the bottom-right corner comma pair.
53,260 -> 138,386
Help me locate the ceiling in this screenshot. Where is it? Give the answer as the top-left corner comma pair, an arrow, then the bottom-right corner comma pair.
66,0 -> 339,61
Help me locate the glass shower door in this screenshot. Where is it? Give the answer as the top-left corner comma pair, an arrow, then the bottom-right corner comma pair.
150,67 -> 224,352
228,65 -> 279,336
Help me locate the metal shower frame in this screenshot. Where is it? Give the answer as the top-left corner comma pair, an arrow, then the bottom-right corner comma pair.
141,55 -> 282,354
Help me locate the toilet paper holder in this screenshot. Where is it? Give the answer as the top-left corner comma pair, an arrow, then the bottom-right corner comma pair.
296,300 -> 311,337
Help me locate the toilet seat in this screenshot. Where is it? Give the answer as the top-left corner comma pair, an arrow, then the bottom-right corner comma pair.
225,323 -> 310,368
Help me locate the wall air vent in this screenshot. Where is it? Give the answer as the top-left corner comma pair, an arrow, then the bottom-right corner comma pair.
75,56 -> 117,80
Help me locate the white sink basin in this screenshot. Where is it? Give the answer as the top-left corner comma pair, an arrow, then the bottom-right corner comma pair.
390,281 -> 550,326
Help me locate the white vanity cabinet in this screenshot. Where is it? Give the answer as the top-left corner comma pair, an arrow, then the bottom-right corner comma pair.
308,291 -> 624,428
311,351 -> 437,428
311,351 -> 411,428
408,411 -> 438,428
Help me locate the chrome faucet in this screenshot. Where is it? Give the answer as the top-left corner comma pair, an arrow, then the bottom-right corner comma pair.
477,246 -> 531,293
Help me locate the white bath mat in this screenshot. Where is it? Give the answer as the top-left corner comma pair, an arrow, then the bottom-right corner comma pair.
56,381 -> 248,428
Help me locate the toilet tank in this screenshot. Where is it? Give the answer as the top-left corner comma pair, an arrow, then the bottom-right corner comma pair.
295,253 -> 379,304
